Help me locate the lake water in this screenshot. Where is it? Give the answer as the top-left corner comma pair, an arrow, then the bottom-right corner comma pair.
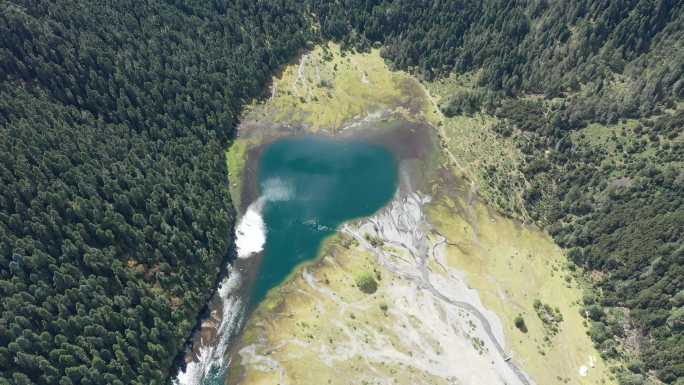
176,135 -> 398,385
251,135 -> 399,304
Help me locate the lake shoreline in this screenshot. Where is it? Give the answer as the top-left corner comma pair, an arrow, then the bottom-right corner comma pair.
175,112 -> 434,385
237,114 -> 436,298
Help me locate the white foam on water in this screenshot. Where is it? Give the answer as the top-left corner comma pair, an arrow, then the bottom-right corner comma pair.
175,177 -> 295,384
235,177 -> 293,259
174,266 -> 244,385
261,177 -> 294,202
235,199 -> 267,259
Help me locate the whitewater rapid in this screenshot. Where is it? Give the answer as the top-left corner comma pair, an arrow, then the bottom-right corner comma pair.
235,177 -> 294,258
235,201 -> 266,258
174,266 -> 244,385
174,177 -> 294,385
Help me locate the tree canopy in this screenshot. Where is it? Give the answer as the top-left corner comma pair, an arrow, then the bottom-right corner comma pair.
1,1 -> 682,384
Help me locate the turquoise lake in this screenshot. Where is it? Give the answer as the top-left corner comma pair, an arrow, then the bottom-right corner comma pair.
186,135 -> 399,385
251,135 -> 399,304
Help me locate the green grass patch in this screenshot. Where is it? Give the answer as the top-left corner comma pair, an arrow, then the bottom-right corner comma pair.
225,138 -> 252,212
355,271 -> 378,294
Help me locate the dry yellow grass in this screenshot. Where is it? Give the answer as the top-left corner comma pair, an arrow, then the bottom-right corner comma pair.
242,42 -> 425,131
427,193 -> 616,385
234,235 -> 450,385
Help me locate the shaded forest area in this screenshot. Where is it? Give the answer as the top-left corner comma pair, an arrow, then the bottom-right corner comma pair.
0,1 -> 310,384
315,0 -> 683,121
1,1 -> 682,385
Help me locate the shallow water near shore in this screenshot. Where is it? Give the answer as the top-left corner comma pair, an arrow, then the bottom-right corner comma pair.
249,135 -> 399,304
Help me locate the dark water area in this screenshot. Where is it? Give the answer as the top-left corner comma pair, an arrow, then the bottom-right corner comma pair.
251,135 -> 399,304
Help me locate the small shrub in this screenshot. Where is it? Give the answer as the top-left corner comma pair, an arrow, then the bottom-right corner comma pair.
364,233 -> 384,248
514,314 -> 528,333
355,272 -> 378,294
534,299 -> 563,336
